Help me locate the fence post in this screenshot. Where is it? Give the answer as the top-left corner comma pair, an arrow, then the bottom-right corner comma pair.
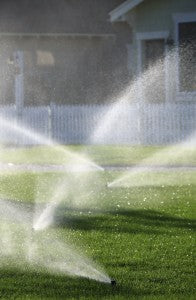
137,102 -> 142,145
13,51 -> 24,121
48,102 -> 52,140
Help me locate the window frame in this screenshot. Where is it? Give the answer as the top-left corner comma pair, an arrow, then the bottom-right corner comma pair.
173,13 -> 196,101
136,31 -> 169,102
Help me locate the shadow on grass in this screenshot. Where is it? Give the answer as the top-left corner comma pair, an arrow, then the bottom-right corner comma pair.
0,267 -> 193,299
54,208 -> 196,235
0,207 -> 195,299
0,268 -> 135,299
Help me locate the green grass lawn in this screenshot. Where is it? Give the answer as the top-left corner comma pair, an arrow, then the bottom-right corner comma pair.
0,170 -> 195,299
0,145 -> 195,166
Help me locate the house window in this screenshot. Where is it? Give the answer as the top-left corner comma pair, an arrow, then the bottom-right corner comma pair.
178,22 -> 196,92
142,39 -> 165,103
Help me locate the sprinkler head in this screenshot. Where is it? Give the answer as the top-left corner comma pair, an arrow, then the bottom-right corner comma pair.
111,279 -> 116,286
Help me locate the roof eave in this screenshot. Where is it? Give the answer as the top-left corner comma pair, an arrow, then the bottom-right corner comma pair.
109,0 -> 144,22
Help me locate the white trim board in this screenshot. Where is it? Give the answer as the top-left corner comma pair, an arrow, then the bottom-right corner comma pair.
173,12 -> 196,23
109,0 -> 144,22
0,32 -> 115,39
136,31 -> 169,40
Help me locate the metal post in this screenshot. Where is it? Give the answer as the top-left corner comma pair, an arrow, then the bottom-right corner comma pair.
48,102 -> 52,140
14,50 -> 24,119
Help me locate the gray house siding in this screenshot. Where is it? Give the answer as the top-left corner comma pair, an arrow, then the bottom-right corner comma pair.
0,0 -> 124,34
0,0 -> 131,106
133,0 -> 196,33
123,0 -> 196,103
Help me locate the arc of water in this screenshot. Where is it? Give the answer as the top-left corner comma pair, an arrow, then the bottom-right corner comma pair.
0,199 -> 110,283
90,57 -> 166,144
0,116 -> 103,171
108,131 -> 196,188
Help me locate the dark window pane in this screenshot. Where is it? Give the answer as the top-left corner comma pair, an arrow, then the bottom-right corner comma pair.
179,22 -> 196,92
142,39 -> 165,103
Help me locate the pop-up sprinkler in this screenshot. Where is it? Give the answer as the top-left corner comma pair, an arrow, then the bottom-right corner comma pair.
111,279 -> 116,286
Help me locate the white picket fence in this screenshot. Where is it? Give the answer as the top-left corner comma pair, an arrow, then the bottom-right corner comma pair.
0,103 -> 195,145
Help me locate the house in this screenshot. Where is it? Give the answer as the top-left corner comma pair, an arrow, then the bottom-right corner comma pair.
109,0 -> 196,103
0,0 -> 131,106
